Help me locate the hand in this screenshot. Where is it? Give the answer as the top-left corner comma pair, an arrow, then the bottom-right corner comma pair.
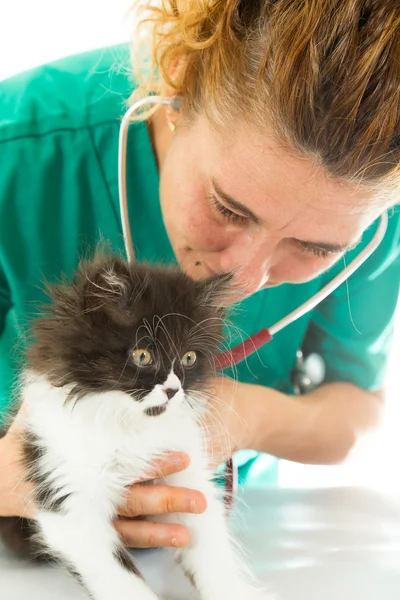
114,453 -> 207,548
0,410 -> 207,550
0,406 -> 36,519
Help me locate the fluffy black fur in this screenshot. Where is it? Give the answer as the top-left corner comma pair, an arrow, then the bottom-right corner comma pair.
28,254 -> 229,399
0,254 -> 230,562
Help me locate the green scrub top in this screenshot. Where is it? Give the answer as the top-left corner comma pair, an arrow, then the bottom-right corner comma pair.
0,46 -> 399,487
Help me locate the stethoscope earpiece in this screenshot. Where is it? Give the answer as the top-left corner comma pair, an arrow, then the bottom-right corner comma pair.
168,95 -> 183,112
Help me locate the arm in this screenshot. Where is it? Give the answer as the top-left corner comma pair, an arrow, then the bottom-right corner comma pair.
238,213 -> 398,466
238,380 -> 384,465
207,376 -> 384,466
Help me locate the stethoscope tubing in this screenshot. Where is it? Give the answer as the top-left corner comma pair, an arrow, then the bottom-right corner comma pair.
118,95 -> 388,512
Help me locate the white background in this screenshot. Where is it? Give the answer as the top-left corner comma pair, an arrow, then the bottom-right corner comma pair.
0,1 -> 132,81
0,1 -> 399,490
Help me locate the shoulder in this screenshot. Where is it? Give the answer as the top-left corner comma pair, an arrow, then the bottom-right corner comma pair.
0,44 -> 133,143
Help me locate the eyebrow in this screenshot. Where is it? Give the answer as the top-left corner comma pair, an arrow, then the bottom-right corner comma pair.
211,178 -> 358,254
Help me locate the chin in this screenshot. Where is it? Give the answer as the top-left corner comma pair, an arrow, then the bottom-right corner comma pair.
261,282 -> 281,289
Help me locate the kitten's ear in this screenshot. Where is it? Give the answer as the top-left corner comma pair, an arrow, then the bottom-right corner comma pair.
79,255 -> 133,319
81,255 -> 130,295
198,273 -> 234,310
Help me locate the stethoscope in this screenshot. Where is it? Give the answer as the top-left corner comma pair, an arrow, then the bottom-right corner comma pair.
119,95 -> 389,510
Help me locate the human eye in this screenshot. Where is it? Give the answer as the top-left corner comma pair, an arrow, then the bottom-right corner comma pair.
296,241 -> 337,259
207,194 -> 248,225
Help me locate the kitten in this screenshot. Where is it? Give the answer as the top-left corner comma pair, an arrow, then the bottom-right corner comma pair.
0,254 -> 274,600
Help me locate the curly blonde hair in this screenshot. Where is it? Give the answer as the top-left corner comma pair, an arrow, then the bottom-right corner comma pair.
130,0 -> 400,186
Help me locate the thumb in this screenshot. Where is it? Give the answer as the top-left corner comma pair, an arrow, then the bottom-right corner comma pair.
7,403 -> 28,437
0,404 -> 36,519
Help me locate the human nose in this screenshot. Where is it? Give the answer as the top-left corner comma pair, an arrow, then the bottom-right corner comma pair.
219,234 -> 277,293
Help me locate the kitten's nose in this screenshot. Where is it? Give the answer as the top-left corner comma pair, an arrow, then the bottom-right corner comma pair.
164,388 -> 178,400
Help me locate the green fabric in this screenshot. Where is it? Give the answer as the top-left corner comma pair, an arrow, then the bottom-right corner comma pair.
0,46 -> 399,487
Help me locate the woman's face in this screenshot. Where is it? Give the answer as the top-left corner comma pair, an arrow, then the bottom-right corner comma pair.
159,112 -> 384,299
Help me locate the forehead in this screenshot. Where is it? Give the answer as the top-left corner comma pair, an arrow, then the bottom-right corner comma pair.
191,115 -> 384,241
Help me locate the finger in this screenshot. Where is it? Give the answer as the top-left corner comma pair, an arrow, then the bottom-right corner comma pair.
136,452 -> 190,483
119,485 -> 207,518
7,404 -> 28,436
115,518 -> 191,548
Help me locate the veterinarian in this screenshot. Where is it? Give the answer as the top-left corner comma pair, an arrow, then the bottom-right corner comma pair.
0,1 -> 399,550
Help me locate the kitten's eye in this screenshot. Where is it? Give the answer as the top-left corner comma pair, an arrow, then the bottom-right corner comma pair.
132,349 -> 153,367
181,351 -> 197,368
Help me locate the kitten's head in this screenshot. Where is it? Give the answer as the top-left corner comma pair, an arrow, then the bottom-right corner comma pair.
28,255 -> 230,419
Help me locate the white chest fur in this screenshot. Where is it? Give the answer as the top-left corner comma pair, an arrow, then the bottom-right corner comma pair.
22,371 -> 207,514
20,371 -> 274,600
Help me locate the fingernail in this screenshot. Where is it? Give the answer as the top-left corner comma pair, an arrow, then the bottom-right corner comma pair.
171,453 -> 188,466
190,500 -> 198,514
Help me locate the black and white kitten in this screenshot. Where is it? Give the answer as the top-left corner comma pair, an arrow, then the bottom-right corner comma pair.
0,254 -> 274,600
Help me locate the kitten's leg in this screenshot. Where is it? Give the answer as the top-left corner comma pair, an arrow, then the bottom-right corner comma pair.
164,469 -> 275,600
35,510 -> 160,600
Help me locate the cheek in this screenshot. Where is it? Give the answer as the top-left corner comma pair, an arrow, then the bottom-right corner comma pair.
161,173 -> 220,248
160,143 -> 229,251
184,204 -> 224,250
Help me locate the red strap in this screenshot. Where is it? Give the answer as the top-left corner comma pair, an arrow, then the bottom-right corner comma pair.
214,328 -> 273,370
